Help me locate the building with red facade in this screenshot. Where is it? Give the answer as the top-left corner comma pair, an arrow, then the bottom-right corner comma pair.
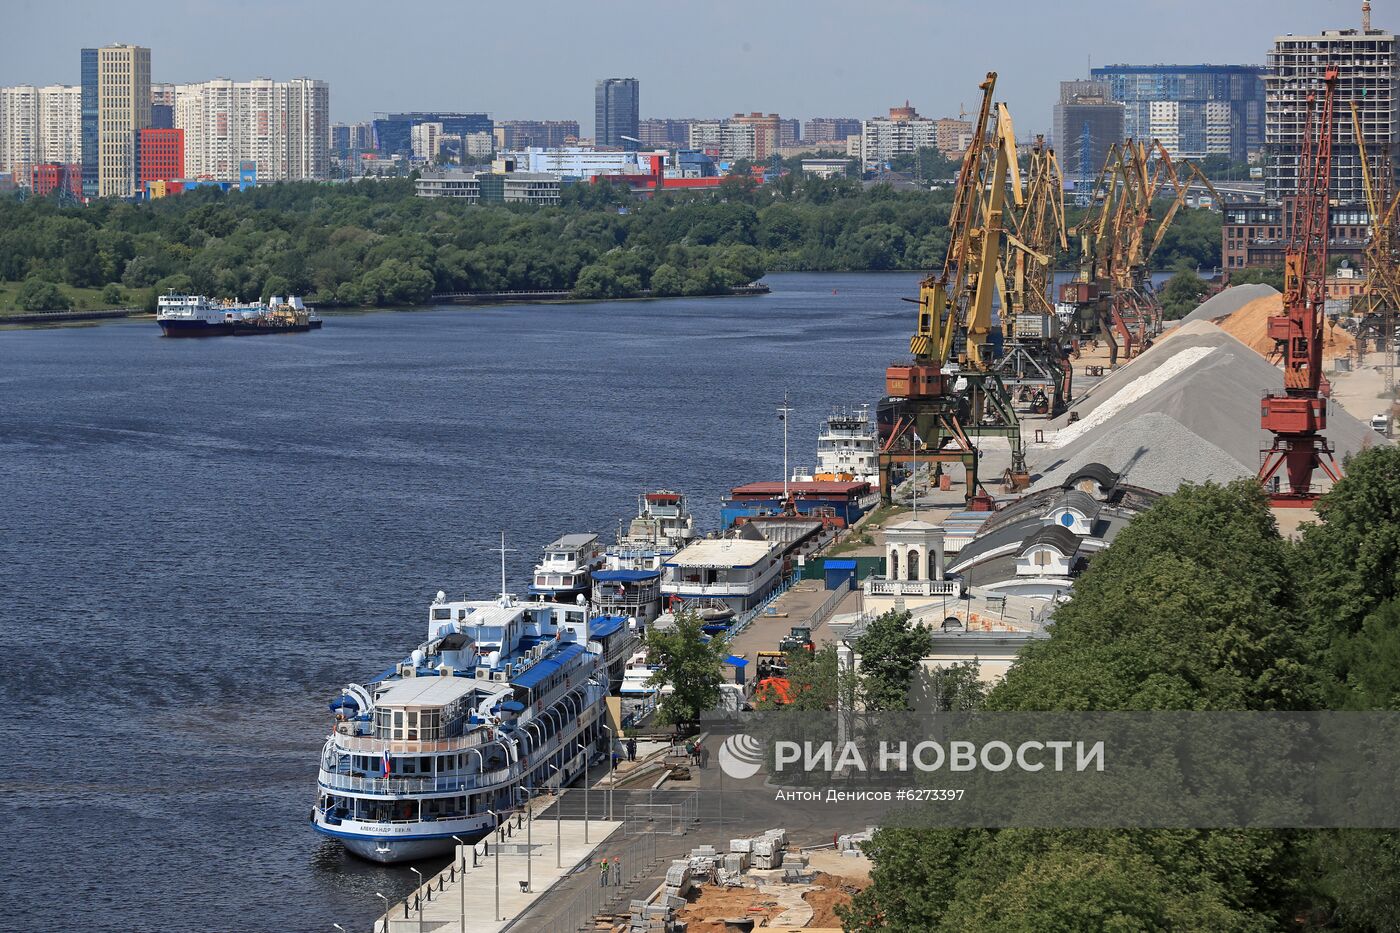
29,163 -> 81,198
138,127 -> 184,189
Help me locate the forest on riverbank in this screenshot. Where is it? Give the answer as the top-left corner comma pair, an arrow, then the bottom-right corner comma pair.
0,172 -> 1221,312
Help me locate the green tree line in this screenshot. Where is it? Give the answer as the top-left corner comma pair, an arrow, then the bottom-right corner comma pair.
1,172 -> 1225,312
832,452 -> 1400,932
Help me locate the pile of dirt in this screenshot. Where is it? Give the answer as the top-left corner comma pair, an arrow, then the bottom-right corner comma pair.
1180,283 -> 1280,324
675,888 -> 782,932
803,872 -> 867,926
1217,293 -> 1355,361
1030,320 -> 1385,494
674,871 -> 867,932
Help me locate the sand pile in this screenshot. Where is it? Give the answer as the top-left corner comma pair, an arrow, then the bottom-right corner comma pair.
1031,319 -> 1384,494
1180,283 -> 1279,324
1217,293 -> 1355,361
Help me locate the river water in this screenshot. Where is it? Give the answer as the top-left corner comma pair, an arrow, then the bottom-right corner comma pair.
0,271 -> 920,932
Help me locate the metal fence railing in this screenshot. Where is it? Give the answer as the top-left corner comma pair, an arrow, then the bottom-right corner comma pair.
622,790 -> 700,837
727,572 -> 799,638
503,831 -> 661,933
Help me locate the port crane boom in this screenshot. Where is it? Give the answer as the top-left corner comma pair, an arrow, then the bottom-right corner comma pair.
880,71 -> 1030,504
1258,66 -> 1343,506
1350,100 -> 1400,360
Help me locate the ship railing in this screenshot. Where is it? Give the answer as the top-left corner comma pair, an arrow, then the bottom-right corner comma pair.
661,580 -> 770,597
332,730 -> 494,755
319,764 -> 519,795
313,804 -> 471,826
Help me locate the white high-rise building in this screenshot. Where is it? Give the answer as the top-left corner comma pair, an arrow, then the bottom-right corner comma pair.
411,121 -> 443,161
285,77 -> 329,181
175,76 -> 329,182
39,84 -> 82,165
0,86 -> 40,180
687,120 -> 757,161
859,104 -> 940,171
0,84 -> 80,182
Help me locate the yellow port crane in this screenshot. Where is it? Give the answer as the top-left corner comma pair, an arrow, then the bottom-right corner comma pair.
880,70 -> 1030,504
1351,101 -> 1400,364
1064,141 -> 1218,365
994,135 -> 1071,414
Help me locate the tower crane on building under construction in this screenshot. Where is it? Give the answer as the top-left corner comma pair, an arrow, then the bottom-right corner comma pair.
994,135 -> 1072,415
1258,66 -> 1343,506
1350,100 -> 1400,364
1061,141 -> 1219,366
878,71 -> 1028,505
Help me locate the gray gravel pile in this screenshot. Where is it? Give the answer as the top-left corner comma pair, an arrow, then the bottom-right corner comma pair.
1180,283 -> 1279,324
1030,320 -> 1384,494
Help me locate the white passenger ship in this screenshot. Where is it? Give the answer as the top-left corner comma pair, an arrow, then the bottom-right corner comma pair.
790,405 -> 880,486
310,591 -> 609,863
529,534 -> 606,603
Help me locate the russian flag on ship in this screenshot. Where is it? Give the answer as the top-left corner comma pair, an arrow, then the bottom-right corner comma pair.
382,750 -> 392,778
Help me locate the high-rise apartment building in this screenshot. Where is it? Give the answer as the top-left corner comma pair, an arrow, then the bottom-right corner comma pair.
1266,24 -> 1398,203
933,117 -> 974,157
594,78 -> 639,148
0,86 -> 40,181
284,77 -> 330,181
1052,80 -> 1124,181
411,121 -> 443,161
96,44 -> 151,198
175,77 -> 329,182
1089,64 -> 1266,161
688,120 -> 757,161
858,103 -> 940,170
778,118 -> 800,148
729,113 -> 783,161
804,118 -> 861,144
0,85 -> 81,183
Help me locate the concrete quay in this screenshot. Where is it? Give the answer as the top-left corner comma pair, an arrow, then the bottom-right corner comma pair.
377,813 -> 623,933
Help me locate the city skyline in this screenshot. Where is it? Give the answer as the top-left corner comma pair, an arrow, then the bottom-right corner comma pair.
0,0 -> 1366,136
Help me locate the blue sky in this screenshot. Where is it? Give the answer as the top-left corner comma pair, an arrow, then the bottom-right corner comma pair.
0,0 -> 1375,134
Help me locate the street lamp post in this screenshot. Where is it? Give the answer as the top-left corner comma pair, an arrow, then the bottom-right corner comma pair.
525,786 -> 533,894
451,835 -> 468,933
601,724 -> 615,821
408,867 -> 425,933
576,742 -> 589,844
374,892 -> 390,933
487,808 -> 501,921
548,764 -> 561,869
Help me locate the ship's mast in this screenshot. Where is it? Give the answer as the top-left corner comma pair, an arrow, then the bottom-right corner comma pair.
777,393 -> 795,500
494,531 -> 515,603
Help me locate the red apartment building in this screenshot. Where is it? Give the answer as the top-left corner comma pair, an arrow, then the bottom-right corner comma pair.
138,128 -> 184,190
30,163 -> 82,198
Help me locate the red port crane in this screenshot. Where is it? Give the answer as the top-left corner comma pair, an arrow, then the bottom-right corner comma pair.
1258,66 -> 1344,506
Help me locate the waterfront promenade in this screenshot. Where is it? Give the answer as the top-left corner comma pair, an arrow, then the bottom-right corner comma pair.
377,812 -> 623,933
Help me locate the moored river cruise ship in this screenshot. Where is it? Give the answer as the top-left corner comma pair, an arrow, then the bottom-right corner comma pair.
310,591 -> 608,863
